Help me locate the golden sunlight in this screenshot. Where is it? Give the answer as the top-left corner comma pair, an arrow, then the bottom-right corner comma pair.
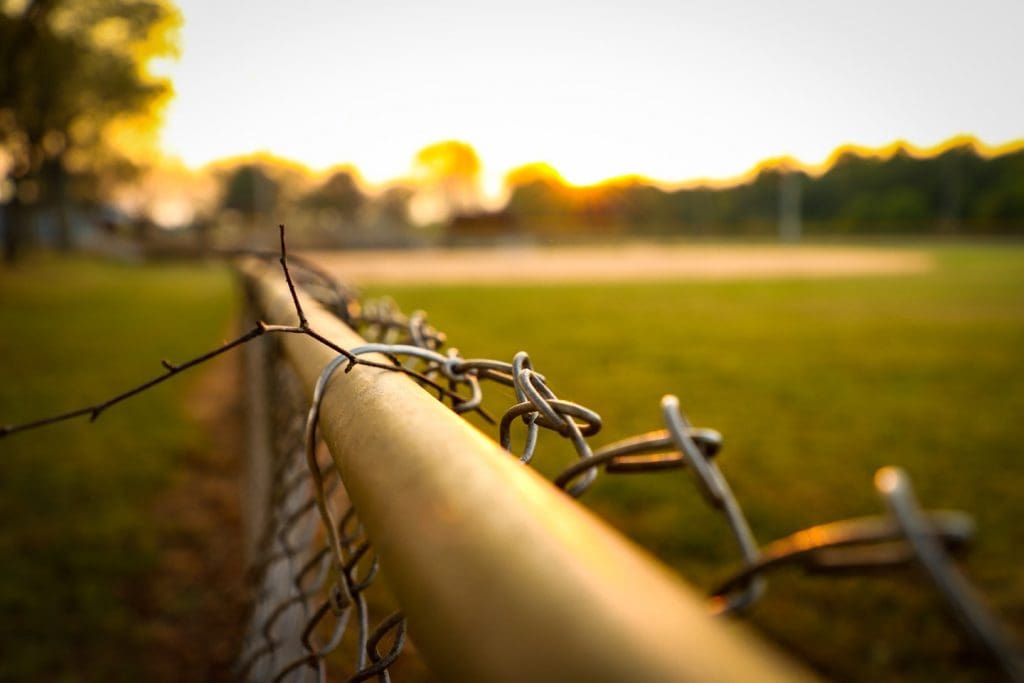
155,1 -> 1023,201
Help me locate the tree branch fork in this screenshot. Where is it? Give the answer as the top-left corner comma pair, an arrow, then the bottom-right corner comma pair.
0,225 -> 461,439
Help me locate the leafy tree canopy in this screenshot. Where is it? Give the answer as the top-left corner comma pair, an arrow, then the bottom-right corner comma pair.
1,0 -> 180,201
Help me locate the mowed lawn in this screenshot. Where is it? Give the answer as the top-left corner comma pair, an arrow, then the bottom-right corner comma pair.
0,245 -> 1021,682
0,257 -> 236,681
371,245 -> 1024,682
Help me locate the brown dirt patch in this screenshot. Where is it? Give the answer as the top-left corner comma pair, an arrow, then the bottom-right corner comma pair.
305,244 -> 933,285
139,347 -> 248,682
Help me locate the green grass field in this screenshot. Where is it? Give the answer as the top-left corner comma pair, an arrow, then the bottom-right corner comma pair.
373,245 -> 1024,682
0,257 -> 236,681
0,245 -> 1021,681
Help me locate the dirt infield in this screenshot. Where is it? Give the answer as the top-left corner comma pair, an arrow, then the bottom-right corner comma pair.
305,244 -> 933,285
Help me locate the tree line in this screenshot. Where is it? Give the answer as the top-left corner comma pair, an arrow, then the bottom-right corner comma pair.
2,0 -> 1021,257
212,138 -> 1024,249
496,141 -> 1024,241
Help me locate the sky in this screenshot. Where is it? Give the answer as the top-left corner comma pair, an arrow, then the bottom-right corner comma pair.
156,0 -> 1024,197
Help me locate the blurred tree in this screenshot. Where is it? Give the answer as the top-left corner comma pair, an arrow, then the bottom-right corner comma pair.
370,185 -> 411,228
970,149 -> 1024,232
613,180 -> 673,234
504,162 -> 568,231
411,140 -> 481,224
220,164 -> 280,228
0,0 -> 180,261
666,187 -> 715,236
301,168 -> 365,223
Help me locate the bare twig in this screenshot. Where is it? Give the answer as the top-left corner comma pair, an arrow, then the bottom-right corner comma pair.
278,224 -> 309,329
208,246 -> 351,300
1,324 -> 268,438
0,225 -> 491,439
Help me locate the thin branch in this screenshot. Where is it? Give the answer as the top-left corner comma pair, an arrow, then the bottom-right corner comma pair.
302,327 -> 357,366
209,247 -> 350,300
0,224 -> 491,439
1,324 -> 268,438
278,224 -> 308,328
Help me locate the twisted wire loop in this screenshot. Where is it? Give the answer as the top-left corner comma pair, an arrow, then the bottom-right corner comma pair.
553,394 -> 764,615
236,256 -> 1021,681
551,393 -> 1022,673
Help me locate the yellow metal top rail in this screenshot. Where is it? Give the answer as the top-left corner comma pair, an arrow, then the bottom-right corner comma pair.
243,257 -> 812,682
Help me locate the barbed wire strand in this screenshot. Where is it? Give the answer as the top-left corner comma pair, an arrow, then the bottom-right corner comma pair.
278,274 -> 1020,680
3,225 -> 1020,680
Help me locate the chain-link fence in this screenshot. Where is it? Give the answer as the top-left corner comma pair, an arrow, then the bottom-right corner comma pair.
234,255 -> 1022,682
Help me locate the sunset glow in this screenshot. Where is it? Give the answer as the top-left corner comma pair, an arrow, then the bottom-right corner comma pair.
155,0 -> 1024,197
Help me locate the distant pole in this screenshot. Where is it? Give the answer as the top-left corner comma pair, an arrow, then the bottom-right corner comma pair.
779,171 -> 802,243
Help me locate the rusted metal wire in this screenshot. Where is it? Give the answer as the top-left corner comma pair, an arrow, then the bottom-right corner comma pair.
236,255 -> 1022,682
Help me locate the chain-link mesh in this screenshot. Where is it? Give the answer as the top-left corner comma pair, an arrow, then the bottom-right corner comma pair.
237,336 -> 409,682
235,259 -> 1022,682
